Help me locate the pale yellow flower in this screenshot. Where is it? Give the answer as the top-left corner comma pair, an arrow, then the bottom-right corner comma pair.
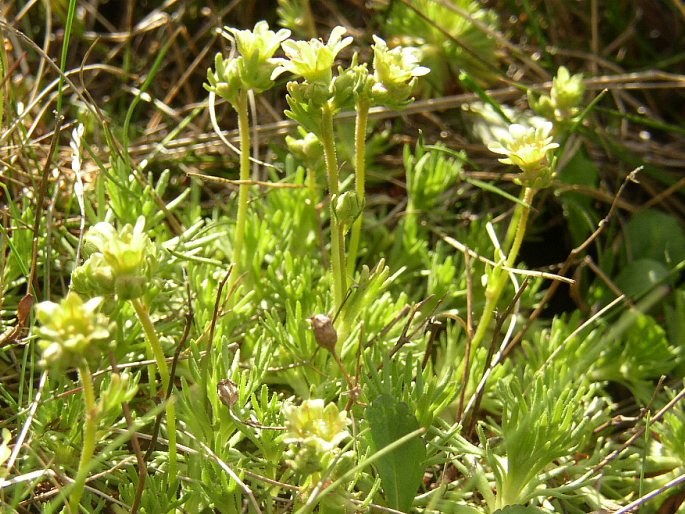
271,26 -> 353,84
284,399 -> 350,451
488,121 -> 558,188
35,292 -> 113,371
488,122 -> 558,171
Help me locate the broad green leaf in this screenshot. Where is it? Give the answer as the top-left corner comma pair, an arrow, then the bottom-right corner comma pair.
624,209 -> 685,266
557,149 -> 600,246
367,394 -> 426,512
614,258 -> 670,298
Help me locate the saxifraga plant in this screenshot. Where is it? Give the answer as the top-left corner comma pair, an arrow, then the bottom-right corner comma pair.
205,21 -> 291,278
34,292 -> 114,510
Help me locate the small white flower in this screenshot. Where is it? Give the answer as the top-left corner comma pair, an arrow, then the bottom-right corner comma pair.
370,36 -> 429,108
284,399 -> 351,451
271,26 -> 353,83
227,21 -> 290,63
372,35 -> 429,87
488,121 -> 558,172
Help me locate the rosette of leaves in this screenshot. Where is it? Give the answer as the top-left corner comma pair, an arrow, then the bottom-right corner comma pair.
655,393 -> 685,460
35,292 -> 114,372
590,313 -> 679,404
72,217 -> 158,301
484,365 -> 603,509
378,0 -> 500,94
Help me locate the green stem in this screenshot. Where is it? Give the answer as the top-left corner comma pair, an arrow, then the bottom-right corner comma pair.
468,187 -> 536,359
69,362 -> 97,511
0,41 -> 6,131
55,0 -> 77,117
233,89 -> 251,275
131,298 -> 177,478
320,105 -> 346,308
502,187 -> 530,253
346,97 -> 370,278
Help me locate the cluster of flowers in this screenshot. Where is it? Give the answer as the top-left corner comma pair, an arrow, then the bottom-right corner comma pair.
205,22 -> 429,120
36,218 -> 156,371
487,66 -> 585,189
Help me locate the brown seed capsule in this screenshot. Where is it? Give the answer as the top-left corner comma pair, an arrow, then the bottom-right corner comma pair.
310,314 -> 338,352
217,378 -> 239,407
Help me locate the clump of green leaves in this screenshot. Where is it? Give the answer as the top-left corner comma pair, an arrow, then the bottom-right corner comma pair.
205,21 -> 291,277
484,366 -> 605,510
377,0 -> 500,94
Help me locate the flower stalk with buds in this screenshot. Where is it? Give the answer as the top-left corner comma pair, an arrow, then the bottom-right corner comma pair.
273,26 -> 353,309
468,122 -> 559,360
35,292 -> 113,510
72,217 -> 178,477
206,22 -> 291,275
347,36 -> 429,277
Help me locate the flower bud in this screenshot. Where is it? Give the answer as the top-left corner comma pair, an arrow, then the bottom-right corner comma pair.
551,66 -> 585,116
285,129 -> 324,169
72,253 -> 116,297
217,378 -> 240,408
205,53 -> 242,106
310,314 -> 337,352
100,372 -> 137,414
529,66 -> 585,123
333,191 -> 364,227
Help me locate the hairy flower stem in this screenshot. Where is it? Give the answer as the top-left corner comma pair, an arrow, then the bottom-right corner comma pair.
69,362 -> 97,511
346,97 -> 369,278
502,187 -> 532,252
132,298 -> 177,478
468,187 -> 536,359
233,89 -> 251,274
320,105 -> 346,308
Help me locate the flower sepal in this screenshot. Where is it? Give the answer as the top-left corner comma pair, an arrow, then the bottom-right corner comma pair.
205,53 -> 242,107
